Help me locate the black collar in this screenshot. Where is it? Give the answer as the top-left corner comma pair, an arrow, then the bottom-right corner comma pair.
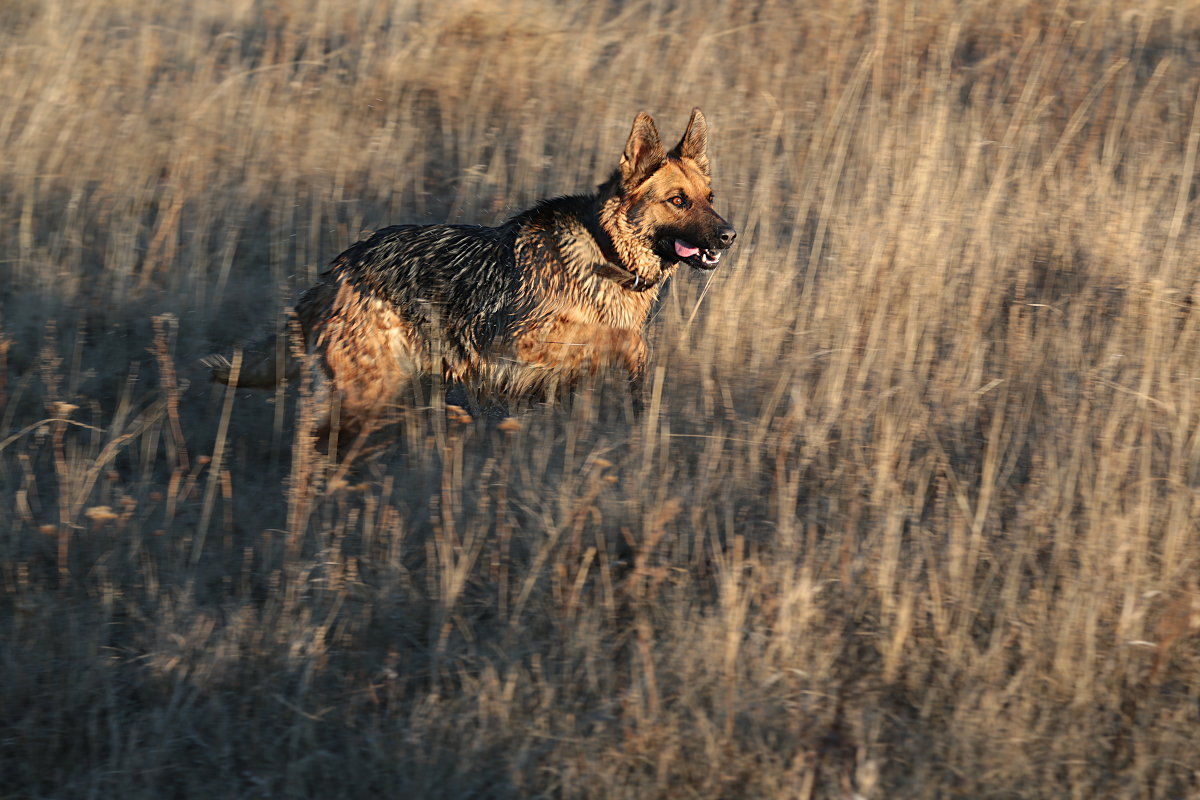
585,213 -> 656,291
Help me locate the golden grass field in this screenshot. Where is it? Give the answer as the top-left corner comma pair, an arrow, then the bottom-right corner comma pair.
3,0 -> 1200,796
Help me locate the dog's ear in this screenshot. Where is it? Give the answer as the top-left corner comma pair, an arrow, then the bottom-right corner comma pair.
670,107 -> 709,176
620,112 -> 666,189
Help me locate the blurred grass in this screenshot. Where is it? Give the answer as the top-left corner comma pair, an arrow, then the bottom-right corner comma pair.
3,0 -> 1200,796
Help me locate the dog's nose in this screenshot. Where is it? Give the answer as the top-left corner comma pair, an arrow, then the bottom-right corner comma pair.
718,226 -> 737,247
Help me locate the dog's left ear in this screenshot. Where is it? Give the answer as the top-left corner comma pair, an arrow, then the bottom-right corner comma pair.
620,111 -> 667,189
670,107 -> 710,176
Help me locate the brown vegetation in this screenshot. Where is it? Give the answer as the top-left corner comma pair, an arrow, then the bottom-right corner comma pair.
3,0 -> 1200,796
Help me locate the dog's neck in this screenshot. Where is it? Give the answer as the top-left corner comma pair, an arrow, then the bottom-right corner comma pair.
586,214 -> 641,288
588,201 -> 665,293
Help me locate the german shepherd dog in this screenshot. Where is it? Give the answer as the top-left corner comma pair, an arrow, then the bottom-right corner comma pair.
206,108 -> 735,434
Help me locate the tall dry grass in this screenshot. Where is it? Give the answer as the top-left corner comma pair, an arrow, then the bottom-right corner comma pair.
3,0 -> 1200,796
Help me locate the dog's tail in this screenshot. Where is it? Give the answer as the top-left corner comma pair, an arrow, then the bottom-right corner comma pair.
202,334 -> 299,389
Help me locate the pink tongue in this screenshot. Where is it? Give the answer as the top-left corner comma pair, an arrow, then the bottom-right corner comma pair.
674,240 -> 700,258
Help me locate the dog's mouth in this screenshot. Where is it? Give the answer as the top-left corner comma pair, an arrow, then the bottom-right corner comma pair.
673,239 -> 723,270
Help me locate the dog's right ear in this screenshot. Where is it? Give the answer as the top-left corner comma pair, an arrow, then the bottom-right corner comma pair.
671,107 -> 710,176
619,112 -> 666,189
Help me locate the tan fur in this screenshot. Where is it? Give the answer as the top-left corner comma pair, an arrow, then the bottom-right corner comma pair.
300,281 -> 422,424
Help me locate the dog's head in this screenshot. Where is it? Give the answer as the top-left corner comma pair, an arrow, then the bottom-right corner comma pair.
613,108 -> 736,272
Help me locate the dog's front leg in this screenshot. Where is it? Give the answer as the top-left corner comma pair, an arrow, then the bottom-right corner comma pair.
628,367 -> 646,416
621,333 -> 648,416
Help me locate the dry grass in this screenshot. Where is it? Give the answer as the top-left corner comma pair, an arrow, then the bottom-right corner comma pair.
3,0 -> 1200,796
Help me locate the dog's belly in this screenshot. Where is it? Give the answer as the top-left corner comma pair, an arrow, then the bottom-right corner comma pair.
446,316 -> 644,401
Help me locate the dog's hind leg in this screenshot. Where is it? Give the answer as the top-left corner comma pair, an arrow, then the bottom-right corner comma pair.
305,282 -> 420,435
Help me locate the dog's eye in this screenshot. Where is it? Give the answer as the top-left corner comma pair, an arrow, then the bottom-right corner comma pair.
669,195 -> 686,207
707,193 -> 715,203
